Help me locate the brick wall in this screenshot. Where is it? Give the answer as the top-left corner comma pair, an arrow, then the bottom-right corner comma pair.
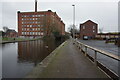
80,20 -> 98,39
18,10 -> 65,38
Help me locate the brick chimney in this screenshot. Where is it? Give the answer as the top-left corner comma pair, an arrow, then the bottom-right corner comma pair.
35,0 -> 37,12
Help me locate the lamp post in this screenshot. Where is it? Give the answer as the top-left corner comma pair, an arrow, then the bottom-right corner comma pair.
72,4 -> 75,39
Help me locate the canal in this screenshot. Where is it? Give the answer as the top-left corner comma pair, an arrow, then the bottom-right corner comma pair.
2,38 -> 63,78
78,39 -> 119,75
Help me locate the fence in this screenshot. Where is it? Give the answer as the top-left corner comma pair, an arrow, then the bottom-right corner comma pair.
73,39 -> 120,79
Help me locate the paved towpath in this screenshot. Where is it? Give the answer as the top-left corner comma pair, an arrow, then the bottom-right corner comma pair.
26,39 -> 108,78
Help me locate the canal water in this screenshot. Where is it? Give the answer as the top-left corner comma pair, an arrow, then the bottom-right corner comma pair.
2,38 -> 63,78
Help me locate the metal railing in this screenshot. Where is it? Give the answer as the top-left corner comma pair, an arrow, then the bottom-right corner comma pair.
73,39 -> 120,79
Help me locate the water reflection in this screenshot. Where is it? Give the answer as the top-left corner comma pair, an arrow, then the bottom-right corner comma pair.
3,38 -> 62,78
18,39 -> 56,66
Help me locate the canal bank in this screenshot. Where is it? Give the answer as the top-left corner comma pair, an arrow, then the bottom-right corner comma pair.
26,39 -> 108,78
2,36 -> 64,78
1,38 -> 40,44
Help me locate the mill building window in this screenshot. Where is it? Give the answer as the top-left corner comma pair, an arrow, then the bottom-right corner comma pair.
93,26 -> 95,29
83,26 -> 85,29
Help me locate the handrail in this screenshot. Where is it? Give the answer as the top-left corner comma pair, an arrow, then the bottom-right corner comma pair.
74,39 -> 120,79
76,40 -> 120,61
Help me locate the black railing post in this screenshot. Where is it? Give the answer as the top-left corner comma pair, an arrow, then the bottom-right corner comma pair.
94,51 -> 97,66
85,46 -> 87,56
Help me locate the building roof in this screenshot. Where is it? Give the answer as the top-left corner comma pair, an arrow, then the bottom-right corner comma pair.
81,20 -> 98,25
18,10 -> 64,24
97,32 -> 120,35
6,29 -> 17,34
18,10 -> 57,16
18,10 -> 50,13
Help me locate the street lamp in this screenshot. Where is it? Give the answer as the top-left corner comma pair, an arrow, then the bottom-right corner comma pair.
72,4 -> 75,39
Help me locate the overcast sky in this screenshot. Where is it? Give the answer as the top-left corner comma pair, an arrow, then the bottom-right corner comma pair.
0,0 -> 119,33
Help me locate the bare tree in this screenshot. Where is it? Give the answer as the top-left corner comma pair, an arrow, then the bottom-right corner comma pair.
67,24 -> 79,38
3,26 -> 9,32
99,27 -> 104,33
67,25 -> 78,33
67,25 -> 73,33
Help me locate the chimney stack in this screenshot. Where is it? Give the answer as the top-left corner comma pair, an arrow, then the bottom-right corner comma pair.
35,0 -> 37,12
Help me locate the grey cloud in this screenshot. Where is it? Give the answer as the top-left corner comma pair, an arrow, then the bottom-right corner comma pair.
1,2 -> 118,32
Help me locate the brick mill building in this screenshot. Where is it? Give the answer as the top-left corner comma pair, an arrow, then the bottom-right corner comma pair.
80,20 -> 98,39
18,0 -> 65,38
